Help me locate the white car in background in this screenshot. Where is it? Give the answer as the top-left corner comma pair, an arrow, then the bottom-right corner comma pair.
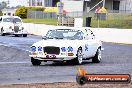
0,16 -> 27,37
29,28 -> 103,65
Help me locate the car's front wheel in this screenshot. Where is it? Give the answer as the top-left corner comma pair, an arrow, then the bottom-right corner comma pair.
23,34 -> 27,37
0,28 -> 5,36
15,34 -> 22,37
92,48 -> 101,63
31,58 -> 41,66
72,47 -> 83,65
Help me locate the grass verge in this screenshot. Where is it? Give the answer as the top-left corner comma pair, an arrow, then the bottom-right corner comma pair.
91,15 -> 132,29
23,19 -> 57,25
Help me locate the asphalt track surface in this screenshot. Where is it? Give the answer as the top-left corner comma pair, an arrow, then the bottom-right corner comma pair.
0,35 -> 132,85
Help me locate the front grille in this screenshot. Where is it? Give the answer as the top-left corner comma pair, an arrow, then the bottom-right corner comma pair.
14,26 -> 19,32
44,46 -> 60,55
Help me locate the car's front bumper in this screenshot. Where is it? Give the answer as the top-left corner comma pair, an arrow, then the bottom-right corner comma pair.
3,28 -> 27,34
29,54 -> 77,61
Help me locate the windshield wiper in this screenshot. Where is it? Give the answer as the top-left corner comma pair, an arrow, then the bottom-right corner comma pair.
54,37 -> 63,39
45,37 -> 63,39
47,37 -> 54,39
43,36 -> 54,40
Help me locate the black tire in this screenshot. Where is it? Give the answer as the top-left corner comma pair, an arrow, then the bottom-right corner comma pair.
0,28 -> 5,36
23,34 -> 27,37
73,47 -> 83,65
31,58 -> 41,66
1,33 -> 5,36
76,75 -> 86,85
52,61 -> 59,64
15,34 -> 22,37
92,48 -> 101,63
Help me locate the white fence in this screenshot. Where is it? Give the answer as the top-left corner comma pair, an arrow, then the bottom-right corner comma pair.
24,23 -> 132,44
91,28 -> 132,44
27,11 -> 57,19
24,23 -> 69,36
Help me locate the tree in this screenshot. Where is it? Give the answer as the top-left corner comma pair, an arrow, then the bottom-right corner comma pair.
15,7 -> 28,18
0,1 -> 7,16
0,1 -> 7,10
15,6 -> 45,18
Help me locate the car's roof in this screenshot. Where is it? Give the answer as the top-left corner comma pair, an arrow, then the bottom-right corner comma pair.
50,27 -> 91,32
55,29 -> 79,31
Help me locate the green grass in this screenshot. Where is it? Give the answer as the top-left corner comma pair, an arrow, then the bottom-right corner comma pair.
91,15 -> 132,29
23,18 -> 57,25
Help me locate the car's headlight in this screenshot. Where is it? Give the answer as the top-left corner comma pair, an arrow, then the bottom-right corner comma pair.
31,46 -> 36,52
38,46 -> 42,51
21,27 -> 24,30
68,46 -> 73,52
61,47 -> 66,52
9,26 -> 12,29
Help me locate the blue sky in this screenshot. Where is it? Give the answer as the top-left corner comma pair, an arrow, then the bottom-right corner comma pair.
1,0 -> 28,7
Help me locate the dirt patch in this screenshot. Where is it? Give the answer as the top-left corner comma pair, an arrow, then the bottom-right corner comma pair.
0,82 -> 132,88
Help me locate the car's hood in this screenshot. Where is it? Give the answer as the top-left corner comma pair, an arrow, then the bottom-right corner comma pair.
32,39 -> 83,47
2,22 -> 14,26
2,22 -> 22,27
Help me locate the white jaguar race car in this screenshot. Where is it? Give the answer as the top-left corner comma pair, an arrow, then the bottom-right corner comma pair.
29,28 -> 103,65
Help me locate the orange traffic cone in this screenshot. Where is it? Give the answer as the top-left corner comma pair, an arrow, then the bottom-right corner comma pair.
78,67 -> 86,76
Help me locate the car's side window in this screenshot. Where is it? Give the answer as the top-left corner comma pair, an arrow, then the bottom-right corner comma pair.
73,31 -> 83,40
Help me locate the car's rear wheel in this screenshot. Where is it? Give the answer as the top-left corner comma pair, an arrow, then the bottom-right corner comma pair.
92,48 -> 101,63
73,47 -> 83,65
31,58 -> 41,66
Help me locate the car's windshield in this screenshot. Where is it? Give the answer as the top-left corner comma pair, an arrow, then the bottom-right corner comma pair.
3,18 -> 21,23
45,29 -> 83,40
